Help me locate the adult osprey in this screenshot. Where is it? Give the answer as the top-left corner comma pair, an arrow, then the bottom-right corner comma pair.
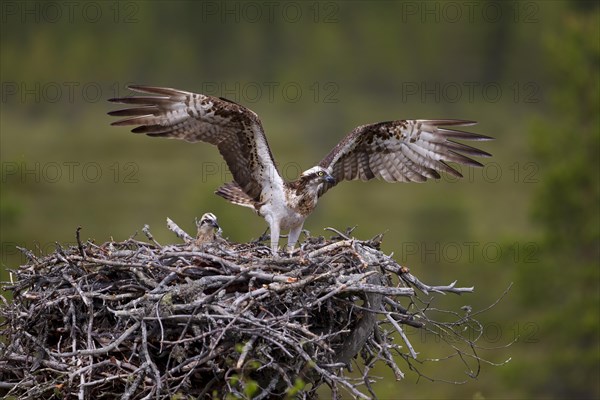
109,86 -> 491,254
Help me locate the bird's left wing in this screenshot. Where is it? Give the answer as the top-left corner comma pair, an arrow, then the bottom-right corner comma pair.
317,119 -> 492,196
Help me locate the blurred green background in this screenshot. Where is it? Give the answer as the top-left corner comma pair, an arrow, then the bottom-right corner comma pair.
1,1 -> 598,398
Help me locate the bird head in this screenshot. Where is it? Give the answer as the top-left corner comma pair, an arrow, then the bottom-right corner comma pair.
196,213 -> 221,236
300,166 -> 336,186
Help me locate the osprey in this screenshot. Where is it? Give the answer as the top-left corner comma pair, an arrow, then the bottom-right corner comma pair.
195,212 -> 221,246
109,86 -> 492,254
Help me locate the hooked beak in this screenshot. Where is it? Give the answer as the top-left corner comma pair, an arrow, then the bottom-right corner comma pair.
325,174 -> 336,184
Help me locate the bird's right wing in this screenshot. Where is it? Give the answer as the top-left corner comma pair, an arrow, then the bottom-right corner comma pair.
109,85 -> 282,201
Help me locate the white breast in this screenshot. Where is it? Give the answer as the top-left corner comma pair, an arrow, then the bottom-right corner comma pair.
259,188 -> 305,231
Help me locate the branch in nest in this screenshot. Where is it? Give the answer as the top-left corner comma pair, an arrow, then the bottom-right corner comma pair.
0,221 -> 507,400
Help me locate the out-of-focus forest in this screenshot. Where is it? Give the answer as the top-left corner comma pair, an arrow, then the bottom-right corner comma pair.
1,1 -> 598,398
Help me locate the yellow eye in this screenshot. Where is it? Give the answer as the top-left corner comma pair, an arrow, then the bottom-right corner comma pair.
318,171 -> 324,176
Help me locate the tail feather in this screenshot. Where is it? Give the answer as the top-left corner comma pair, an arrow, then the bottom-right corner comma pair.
215,182 -> 256,209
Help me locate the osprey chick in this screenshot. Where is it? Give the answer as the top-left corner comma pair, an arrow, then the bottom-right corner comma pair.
109,86 -> 492,254
195,212 -> 221,246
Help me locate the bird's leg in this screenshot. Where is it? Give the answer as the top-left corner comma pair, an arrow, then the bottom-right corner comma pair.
287,224 -> 303,255
269,221 -> 280,255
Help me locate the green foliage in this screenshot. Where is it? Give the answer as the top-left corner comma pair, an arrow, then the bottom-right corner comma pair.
286,378 -> 306,398
517,7 -> 600,399
243,380 -> 259,398
223,374 -> 260,399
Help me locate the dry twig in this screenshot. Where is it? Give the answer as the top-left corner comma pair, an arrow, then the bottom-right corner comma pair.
0,219 -> 499,399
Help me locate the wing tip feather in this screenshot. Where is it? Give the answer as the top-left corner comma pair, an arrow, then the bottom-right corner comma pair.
126,85 -> 188,96
421,119 -> 477,126
110,116 -> 155,126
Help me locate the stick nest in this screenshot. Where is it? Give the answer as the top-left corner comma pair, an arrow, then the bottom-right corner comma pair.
1,221 -> 483,399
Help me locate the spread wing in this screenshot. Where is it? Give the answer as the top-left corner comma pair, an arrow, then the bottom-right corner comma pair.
108,85 -> 282,201
318,119 -> 492,196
